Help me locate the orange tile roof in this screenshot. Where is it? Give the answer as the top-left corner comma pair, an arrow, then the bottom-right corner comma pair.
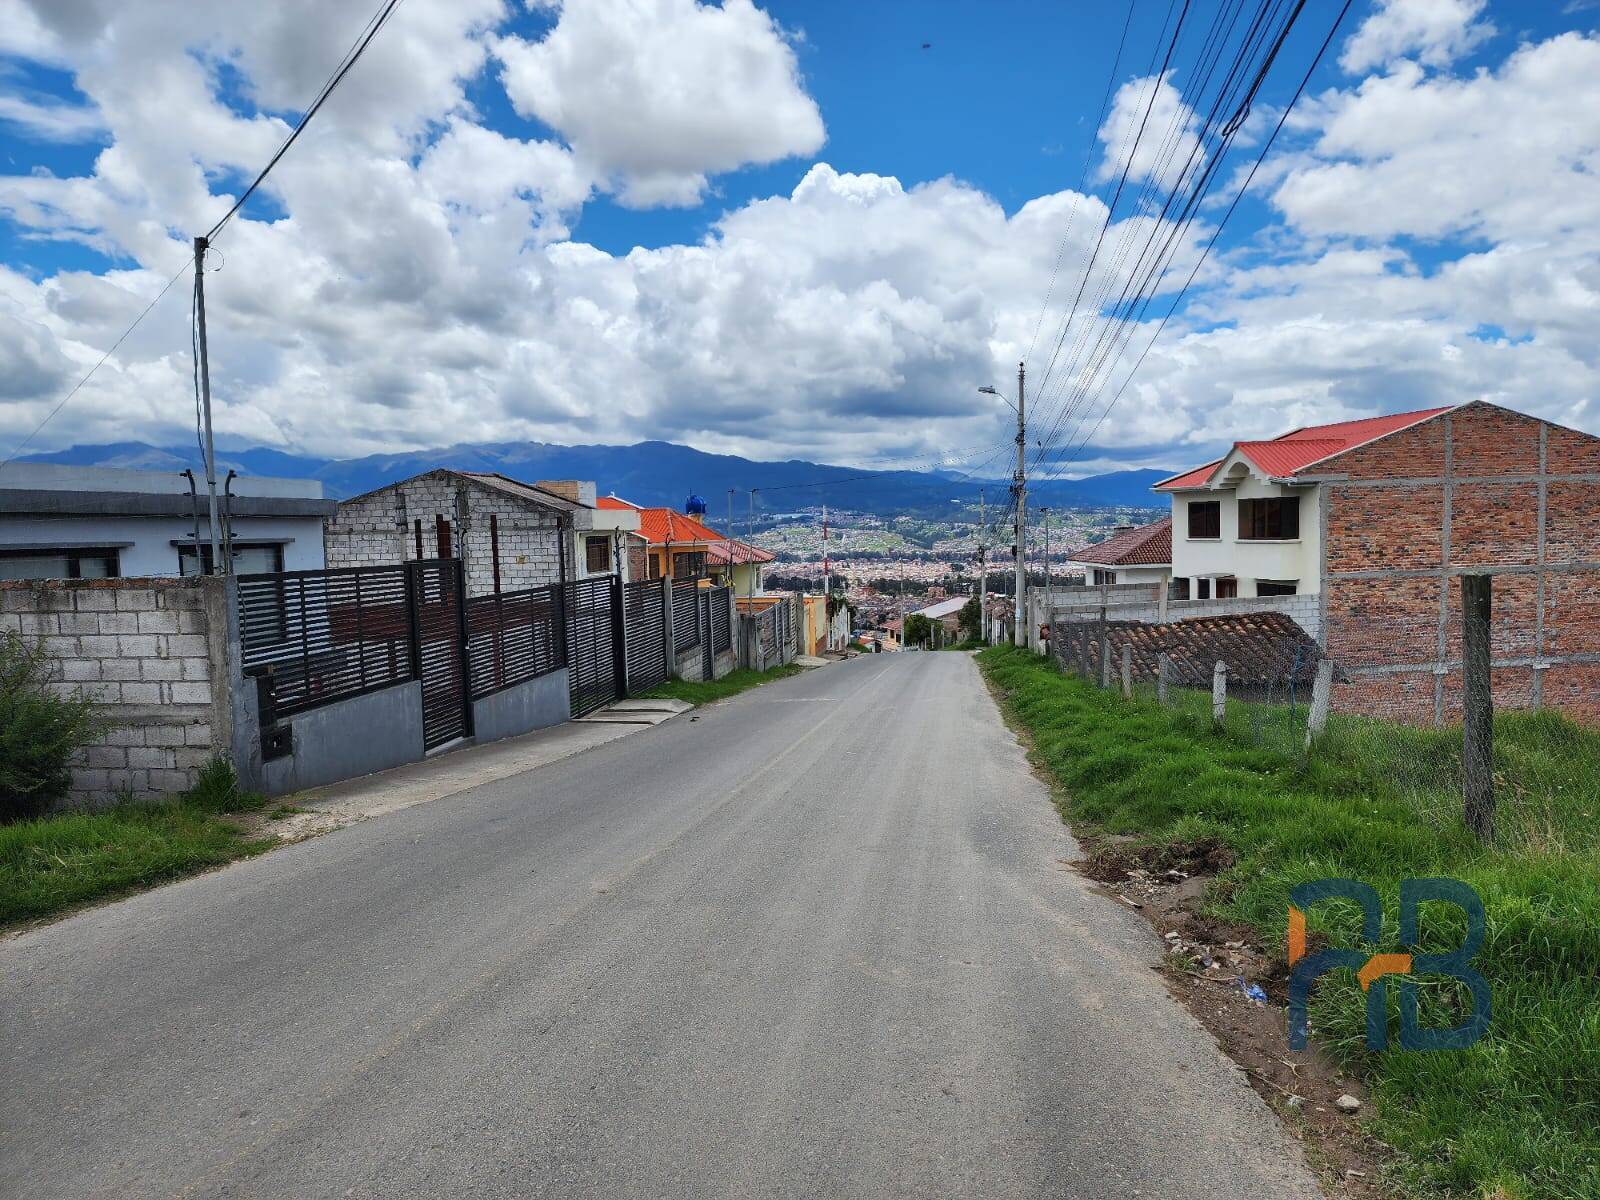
1069,518 -> 1171,566
1154,407 -> 1452,491
599,495 -> 773,561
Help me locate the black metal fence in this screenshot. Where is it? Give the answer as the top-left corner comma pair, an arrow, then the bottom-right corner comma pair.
672,578 -> 700,654
624,579 -> 668,693
465,583 -> 564,701
710,586 -> 732,653
238,563 -> 412,718
240,565 -> 743,737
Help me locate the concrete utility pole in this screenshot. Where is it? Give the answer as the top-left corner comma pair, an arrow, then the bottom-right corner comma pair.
1012,362 -> 1026,647
1041,506 -> 1050,649
978,488 -> 988,644
192,236 -> 224,575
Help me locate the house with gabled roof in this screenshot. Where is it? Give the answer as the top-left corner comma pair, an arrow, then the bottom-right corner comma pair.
1066,518 -> 1171,587
597,496 -> 773,593
1153,406 -> 1451,602
324,469 -> 640,595
1151,400 -> 1600,726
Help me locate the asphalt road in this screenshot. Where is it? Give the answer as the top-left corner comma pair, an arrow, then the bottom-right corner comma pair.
1,652 -> 1323,1199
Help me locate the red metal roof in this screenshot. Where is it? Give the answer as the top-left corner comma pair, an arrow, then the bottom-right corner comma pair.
1069,518 -> 1171,566
1153,407 -> 1451,491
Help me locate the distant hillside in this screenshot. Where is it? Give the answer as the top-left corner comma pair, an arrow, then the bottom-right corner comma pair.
18,440 -> 1171,516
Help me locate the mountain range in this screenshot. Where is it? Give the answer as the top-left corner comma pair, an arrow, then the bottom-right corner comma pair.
17,440 -> 1172,517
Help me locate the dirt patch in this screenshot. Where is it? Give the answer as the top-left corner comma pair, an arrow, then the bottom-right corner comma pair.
1079,835 -> 1394,1197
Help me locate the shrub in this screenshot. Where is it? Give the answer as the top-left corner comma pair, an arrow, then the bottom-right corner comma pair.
0,631 -> 103,823
181,755 -> 265,815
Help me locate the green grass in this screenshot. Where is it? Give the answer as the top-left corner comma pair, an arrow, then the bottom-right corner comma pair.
633,663 -> 805,706
0,759 -> 275,929
978,645 -> 1600,1200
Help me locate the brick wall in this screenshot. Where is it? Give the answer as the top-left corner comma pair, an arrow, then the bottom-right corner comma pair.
325,472 -> 566,596
0,577 -> 230,805
1317,402 -> 1600,726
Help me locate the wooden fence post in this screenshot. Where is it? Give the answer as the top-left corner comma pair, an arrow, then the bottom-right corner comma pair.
1157,651 -> 1171,706
1304,658 -> 1333,749
1462,574 -> 1495,841
1212,660 -> 1227,727
1120,643 -> 1132,699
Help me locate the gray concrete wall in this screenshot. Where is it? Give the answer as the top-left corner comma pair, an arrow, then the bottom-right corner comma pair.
1,576 -> 231,806
471,668 -> 570,745
260,680 -> 425,797
673,645 -> 706,682
711,648 -> 736,679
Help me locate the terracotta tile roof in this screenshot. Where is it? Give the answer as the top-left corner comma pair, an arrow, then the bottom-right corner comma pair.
1054,610 -> 1330,689
1069,518 -> 1171,566
1153,406 -> 1452,491
706,539 -> 775,565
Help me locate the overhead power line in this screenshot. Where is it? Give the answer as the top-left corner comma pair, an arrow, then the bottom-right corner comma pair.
207,0 -> 406,241
1035,0 -> 1356,488
3,0 -> 408,468
1,260 -> 194,470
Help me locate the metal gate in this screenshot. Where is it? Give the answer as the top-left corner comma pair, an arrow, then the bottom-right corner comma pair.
408,559 -> 471,750
565,575 -> 620,716
700,589 -> 713,679
624,579 -> 667,693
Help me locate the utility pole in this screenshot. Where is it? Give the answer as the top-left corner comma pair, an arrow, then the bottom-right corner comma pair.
192,236 -> 224,575
822,501 -> 830,597
1041,506 -> 1050,651
1012,361 -> 1026,647
978,488 -> 988,644
727,488 -> 735,587
747,488 -> 757,610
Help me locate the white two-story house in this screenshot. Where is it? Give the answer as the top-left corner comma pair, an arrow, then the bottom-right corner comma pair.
1153,407 -> 1450,600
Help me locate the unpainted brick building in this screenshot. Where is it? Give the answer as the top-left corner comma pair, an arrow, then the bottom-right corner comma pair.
1155,401 -> 1600,726
1312,403 -> 1600,725
324,470 -> 640,596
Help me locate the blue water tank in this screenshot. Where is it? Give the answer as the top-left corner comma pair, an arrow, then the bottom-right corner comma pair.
685,494 -> 707,515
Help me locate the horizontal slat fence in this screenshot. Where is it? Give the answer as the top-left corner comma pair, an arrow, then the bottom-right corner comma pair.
625,579 -> 667,693
465,583 -> 564,700
238,564 -> 412,717
672,578 -> 702,653
710,586 -> 731,653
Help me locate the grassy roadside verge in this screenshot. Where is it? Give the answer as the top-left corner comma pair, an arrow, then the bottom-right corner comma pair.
1,761 -> 276,931
634,663 -> 806,707
978,645 -> 1599,1199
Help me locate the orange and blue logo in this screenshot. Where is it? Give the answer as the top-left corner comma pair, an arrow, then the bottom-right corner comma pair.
1287,878 -> 1490,1051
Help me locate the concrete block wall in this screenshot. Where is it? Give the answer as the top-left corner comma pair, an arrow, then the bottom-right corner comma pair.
1,577 -> 230,806
324,471 -> 566,597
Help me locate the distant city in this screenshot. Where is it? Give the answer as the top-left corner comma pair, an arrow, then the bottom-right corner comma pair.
751,502 -> 1162,628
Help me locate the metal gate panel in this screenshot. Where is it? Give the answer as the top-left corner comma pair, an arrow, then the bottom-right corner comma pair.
710,587 -> 731,654
565,575 -> 619,716
672,579 -> 700,653
408,559 -> 470,750
624,579 -> 667,694
700,590 -> 713,678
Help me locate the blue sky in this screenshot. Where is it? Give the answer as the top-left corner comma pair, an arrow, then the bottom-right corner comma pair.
1,0 -> 1598,474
